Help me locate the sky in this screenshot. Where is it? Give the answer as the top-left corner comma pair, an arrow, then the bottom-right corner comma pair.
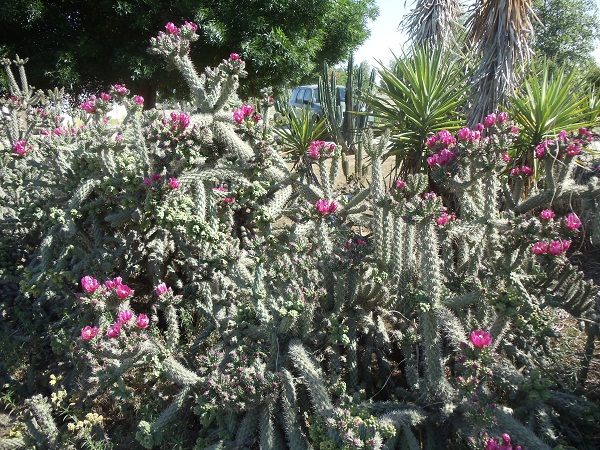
353,0 -> 600,67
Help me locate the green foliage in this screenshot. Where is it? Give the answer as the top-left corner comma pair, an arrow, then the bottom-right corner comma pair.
532,0 -> 600,69
362,46 -> 469,178
0,0 -> 378,100
509,62 -> 595,169
1,20 -> 600,450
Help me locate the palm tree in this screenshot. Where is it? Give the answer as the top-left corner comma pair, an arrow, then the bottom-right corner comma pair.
466,0 -> 536,125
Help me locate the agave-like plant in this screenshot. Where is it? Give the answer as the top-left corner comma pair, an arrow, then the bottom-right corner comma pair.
361,45 -> 469,179
274,102 -> 328,173
509,62 -> 595,168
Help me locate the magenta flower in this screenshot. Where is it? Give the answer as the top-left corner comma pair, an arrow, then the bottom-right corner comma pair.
436,213 -> 449,226
426,136 -> 437,148
184,21 -> 198,32
548,240 -> 565,256
457,127 -> 472,141
143,177 -> 152,187
137,314 -> 150,329
483,113 -> 497,128
81,276 -> 101,293
497,111 -> 509,124
242,105 -> 255,116
106,323 -> 121,338
510,167 -> 520,175
535,143 -> 546,159
80,100 -> 96,114
12,140 -> 29,155
470,330 -> 492,348
81,326 -> 99,340
532,241 -> 548,255
485,439 -> 499,450
230,53 -> 241,60
105,276 -> 122,290
396,179 -> 406,189
566,144 -> 581,156
115,134 -> 122,142
501,153 -> 511,162
151,173 -> 162,182
118,309 -> 133,323
165,22 -> 179,34
223,197 -> 235,204
134,95 -> 144,105
565,213 -> 582,230
169,178 -> 180,189
315,199 -> 338,215
116,283 -> 133,299
112,84 -> 129,95
155,283 -> 171,296
100,92 -> 111,101
520,165 -> 532,176
540,209 -> 555,220
233,109 -> 244,124
557,130 -> 568,141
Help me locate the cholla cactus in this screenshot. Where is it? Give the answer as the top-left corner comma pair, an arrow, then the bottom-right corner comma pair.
2,21 -> 600,450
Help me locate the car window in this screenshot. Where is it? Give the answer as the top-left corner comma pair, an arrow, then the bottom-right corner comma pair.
290,88 -> 300,104
302,89 -> 312,104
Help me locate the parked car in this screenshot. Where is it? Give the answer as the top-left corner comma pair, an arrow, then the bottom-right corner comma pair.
289,84 -> 346,123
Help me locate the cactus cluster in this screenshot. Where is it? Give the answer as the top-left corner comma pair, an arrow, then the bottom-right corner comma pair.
1,21 -> 599,450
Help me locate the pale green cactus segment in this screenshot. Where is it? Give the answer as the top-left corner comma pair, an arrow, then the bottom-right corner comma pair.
288,340 -> 333,416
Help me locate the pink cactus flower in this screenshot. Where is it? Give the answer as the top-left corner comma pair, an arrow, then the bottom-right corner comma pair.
81,326 -> 99,340
151,173 -> 162,182
116,283 -> 133,299
436,213 -> 450,226
501,153 -> 511,162
105,276 -> 122,290
566,144 -> 581,156
426,136 -> 437,148
557,130 -> 568,141
165,22 -> 179,34
229,53 -> 241,60
12,140 -> 29,155
470,330 -> 492,348
155,283 -> 171,296
143,177 -> 152,187
112,84 -> 129,95
520,166 -> 532,176
548,240 -> 565,256
485,439 -> 499,450
510,167 -> 520,175
233,109 -> 244,124
497,111 -> 509,124
134,95 -> 144,105
106,323 -> 121,338
137,314 -> 150,329
100,92 -> 111,101
396,179 -> 406,189
315,199 -> 338,215
184,21 -> 198,32
483,113 -> 497,128
118,309 -> 133,323
223,197 -> 235,204
499,433 -> 513,450
80,100 -> 96,113
540,209 -> 555,220
565,213 -> 582,230
532,241 -> 548,255
562,240 -> 571,252
81,276 -> 101,293
115,134 -> 122,142
535,144 -> 546,159
457,127 -> 472,141
169,178 -> 180,189
241,105 -> 255,116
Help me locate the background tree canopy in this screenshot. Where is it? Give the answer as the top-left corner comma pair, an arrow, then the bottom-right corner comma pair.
0,0 -> 378,104
532,0 -> 600,69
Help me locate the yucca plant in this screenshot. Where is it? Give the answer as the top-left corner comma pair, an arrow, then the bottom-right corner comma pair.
362,45 -> 469,179
274,102 -> 328,178
509,62 -> 595,172
401,0 -> 462,49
